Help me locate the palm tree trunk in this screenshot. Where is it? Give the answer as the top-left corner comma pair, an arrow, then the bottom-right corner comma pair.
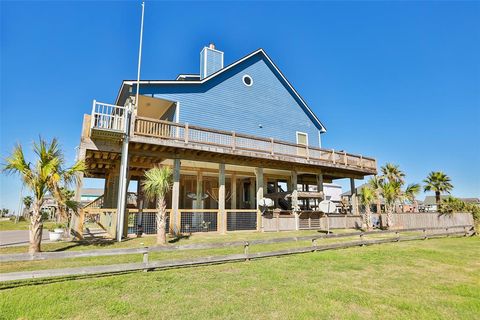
386,205 -> 393,229
29,202 -> 43,253
366,206 -> 372,230
376,199 -> 381,214
156,196 -> 167,245
435,191 -> 441,211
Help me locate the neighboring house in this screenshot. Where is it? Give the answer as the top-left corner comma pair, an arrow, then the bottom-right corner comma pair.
78,44 -> 377,235
80,188 -> 104,206
39,194 -> 58,220
423,196 -> 480,212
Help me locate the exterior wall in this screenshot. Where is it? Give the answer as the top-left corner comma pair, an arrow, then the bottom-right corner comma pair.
323,183 -> 342,202
138,54 -> 322,147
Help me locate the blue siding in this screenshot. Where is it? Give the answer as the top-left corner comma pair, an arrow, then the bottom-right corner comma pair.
138,54 -> 321,147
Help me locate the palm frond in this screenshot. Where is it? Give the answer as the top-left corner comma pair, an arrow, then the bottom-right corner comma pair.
143,166 -> 173,201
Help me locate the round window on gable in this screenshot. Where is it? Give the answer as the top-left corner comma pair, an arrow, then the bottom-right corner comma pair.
242,75 -> 253,87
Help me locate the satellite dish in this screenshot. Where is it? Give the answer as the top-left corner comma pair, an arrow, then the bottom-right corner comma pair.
259,198 -> 275,208
258,198 -> 275,215
319,200 -> 336,214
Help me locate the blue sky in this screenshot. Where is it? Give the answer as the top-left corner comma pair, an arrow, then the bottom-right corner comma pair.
1,1 -> 479,213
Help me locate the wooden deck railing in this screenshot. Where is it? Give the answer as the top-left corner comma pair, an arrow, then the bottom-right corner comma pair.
133,117 -> 376,171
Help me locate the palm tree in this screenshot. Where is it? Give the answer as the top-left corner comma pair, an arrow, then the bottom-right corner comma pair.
381,163 -> 405,184
22,196 -> 33,217
143,166 -> 173,245
381,181 -> 402,229
368,175 -> 384,214
359,186 -> 375,230
3,138 -> 85,253
423,171 -> 453,210
404,183 -> 421,212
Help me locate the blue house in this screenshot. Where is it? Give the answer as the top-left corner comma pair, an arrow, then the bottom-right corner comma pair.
78,44 -> 377,238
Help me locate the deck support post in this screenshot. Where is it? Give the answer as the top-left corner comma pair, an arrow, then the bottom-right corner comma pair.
249,178 -> 256,209
350,178 -> 358,215
291,171 -> 299,231
231,174 -> 237,230
317,173 -> 324,201
195,171 -> 203,210
219,163 -> 226,234
231,174 -> 237,210
116,140 -> 130,242
255,168 -> 264,231
136,178 -> 144,237
170,158 -> 181,234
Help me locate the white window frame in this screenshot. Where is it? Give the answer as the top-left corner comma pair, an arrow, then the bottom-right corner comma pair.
296,131 -> 308,146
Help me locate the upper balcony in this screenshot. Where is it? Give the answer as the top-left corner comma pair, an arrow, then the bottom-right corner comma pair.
89,100 -> 127,140
84,100 -> 377,177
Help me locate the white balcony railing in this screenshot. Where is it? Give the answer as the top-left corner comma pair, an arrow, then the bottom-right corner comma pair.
90,100 -> 127,133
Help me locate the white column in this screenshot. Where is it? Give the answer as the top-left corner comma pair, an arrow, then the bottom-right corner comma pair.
291,171 -> 299,230
170,158 -> 181,234
218,163 -> 226,234
255,168 -> 264,231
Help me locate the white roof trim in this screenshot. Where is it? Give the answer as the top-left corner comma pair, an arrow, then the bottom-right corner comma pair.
116,49 -> 327,132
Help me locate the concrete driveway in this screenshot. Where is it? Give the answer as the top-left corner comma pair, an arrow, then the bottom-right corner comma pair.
0,230 -> 49,247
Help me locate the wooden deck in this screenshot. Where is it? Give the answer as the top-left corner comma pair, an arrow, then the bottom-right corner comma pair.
80,111 -> 377,179
130,117 -> 376,175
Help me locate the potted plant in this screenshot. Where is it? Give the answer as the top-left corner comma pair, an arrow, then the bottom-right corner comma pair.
54,223 -> 65,234
48,223 -> 66,241
48,226 -> 63,241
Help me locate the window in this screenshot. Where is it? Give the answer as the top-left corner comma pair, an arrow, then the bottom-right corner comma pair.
296,132 -> 308,146
296,132 -> 308,157
242,75 -> 253,86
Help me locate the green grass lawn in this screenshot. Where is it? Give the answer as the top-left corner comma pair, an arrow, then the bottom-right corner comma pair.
1,237 -> 479,319
0,220 -> 57,231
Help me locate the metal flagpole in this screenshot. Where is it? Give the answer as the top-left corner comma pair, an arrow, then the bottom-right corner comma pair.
117,1 -> 145,242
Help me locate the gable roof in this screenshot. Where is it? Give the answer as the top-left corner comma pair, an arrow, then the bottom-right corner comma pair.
116,49 -> 327,132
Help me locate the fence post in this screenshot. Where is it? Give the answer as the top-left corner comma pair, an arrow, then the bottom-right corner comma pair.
142,247 -> 149,272
423,228 -> 428,240
360,233 -> 365,246
184,123 -> 189,143
312,238 -> 317,252
395,231 -> 400,242
464,226 -> 468,237
446,227 -> 449,237
244,241 -> 250,261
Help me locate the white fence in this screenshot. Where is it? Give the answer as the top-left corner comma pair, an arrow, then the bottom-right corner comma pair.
90,100 -> 127,132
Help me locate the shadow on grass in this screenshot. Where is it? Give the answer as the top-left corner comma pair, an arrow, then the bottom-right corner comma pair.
52,237 -> 135,252
168,234 -> 190,244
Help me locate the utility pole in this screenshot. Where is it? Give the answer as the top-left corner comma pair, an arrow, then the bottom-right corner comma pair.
117,1 -> 145,242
